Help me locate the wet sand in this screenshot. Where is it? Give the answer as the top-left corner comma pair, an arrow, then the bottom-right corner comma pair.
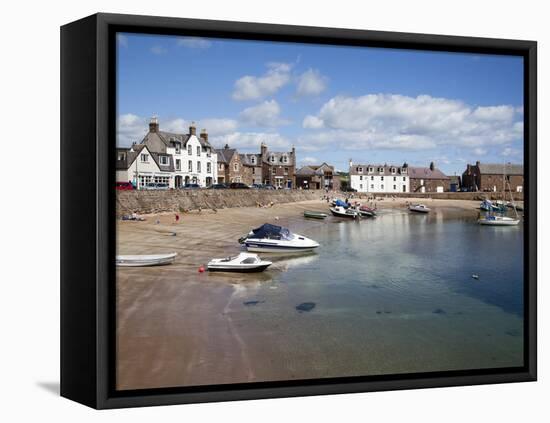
116,198 -> 518,390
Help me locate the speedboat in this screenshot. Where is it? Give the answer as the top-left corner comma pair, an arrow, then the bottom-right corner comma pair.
331,199 -> 350,209
239,223 -> 320,253
304,210 -> 328,219
330,206 -> 358,219
409,204 -> 430,213
357,205 -> 377,217
207,253 -> 272,272
478,215 -> 520,226
116,252 -> 177,267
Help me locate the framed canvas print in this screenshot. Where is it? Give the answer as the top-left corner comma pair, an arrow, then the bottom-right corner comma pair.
60,13 -> 537,409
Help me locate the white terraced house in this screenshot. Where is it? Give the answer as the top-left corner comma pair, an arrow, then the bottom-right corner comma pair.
349,160 -> 410,193
116,117 -> 218,189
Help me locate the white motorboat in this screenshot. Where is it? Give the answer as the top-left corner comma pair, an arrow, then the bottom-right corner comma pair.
409,204 -> 430,213
116,252 -> 177,267
207,252 -> 272,272
239,223 -> 320,253
478,215 -> 520,226
330,206 -> 359,219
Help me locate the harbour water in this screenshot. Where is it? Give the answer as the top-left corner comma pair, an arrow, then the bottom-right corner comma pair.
230,208 -> 524,379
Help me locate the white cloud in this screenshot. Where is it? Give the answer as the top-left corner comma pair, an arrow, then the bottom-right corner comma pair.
300,156 -> 319,165
150,45 -> 167,55
303,115 -> 324,129
117,114 -> 148,146
176,37 -> 212,49
211,132 -> 291,150
117,34 -> 128,48
501,147 -> 521,157
240,100 -> 288,127
232,63 -> 292,101
198,118 -> 239,135
301,94 -> 523,152
473,147 -> 488,155
296,69 -> 328,96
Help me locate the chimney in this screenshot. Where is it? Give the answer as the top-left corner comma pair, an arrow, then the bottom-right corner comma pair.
200,128 -> 208,142
261,142 -> 268,158
189,121 -> 196,136
224,144 -> 230,150
475,160 -> 480,167
430,161 -> 435,171
149,116 -> 159,132
291,145 -> 295,157
349,158 -> 353,168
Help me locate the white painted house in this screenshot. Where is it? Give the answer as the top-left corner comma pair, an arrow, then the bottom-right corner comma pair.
116,118 -> 218,188
116,144 -> 174,188
349,160 -> 410,193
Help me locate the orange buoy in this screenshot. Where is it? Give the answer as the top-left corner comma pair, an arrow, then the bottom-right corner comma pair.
198,266 -> 205,273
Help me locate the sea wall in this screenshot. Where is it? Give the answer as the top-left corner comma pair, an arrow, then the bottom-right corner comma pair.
116,189 -> 321,216
117,189 -> 524,216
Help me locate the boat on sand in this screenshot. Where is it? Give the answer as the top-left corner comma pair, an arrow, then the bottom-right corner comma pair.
207,252 -> 272,272
239,223 -> 320,253
330,206 -> 358,219
304,210 -> 328,219
116,252 -> 177,267
409,204 -> 430,213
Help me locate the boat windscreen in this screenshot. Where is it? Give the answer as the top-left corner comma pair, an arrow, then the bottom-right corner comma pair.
250,223 -> 291,240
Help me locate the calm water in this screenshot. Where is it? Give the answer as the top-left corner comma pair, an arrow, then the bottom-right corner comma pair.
233,208 -> 524,377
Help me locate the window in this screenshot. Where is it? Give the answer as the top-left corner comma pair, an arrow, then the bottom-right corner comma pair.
175,159 -> 181,171
140,153 -> 149,163
284,167 -> 288,175
391,168 -> 396,174
207,162 -> 211,174
360,184 -> 363,189
252,167 -> 256,174
368,167 -> 373,173
359,176 -> 363,181
117,153 -> 125,161
371,176 -> 374,181
282,155 -> 289,163
234,163 -> 239,171
154,176 -> 170,184
357,167 -> 363,173
188,160 -> 192,172
159,156 -> 168,165
393,176 -> 397,181
251,156 -> 256,164
403,177 -> 406,181
381,184 -> 384,190
270,156 -> 276,163
197,146 -> 201,156
175,143 -> 181,154
188,144 -> 192,155
371,184 -> 374,189
393,185 -> 397,190
379,167 -> 384,173
381,176 -> 384,181
197,162 -> 201,173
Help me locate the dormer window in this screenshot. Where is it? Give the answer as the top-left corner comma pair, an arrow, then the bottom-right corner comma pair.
378,167 -> 384,173
159,156 -> 168,165
368,167 -> 373,173
270,156 -> 276,163
391,167 -> 396,174
282,155 -> 289,164
402,167 -> 407,174
357,167 -> 363,173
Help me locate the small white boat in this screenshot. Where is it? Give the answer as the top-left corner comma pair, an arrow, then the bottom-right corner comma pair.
478,215 -> 520,226
330,206 -> 359,219
240,223 -> 319,253
409,204 -> 430,213
116,252 -> 177,267
207,253 -> 272,272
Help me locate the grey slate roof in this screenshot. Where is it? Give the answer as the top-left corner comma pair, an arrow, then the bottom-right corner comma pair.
408,166 -> 449,180
296,163 -> 334,176
263,151 -> 294,166
216,147 -> 237,163
478,163 -> 523,175
240,153 -> 261,166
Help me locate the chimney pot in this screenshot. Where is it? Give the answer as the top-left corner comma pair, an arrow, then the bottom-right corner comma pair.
149,116 -> 159,132
189,122 -> 196,136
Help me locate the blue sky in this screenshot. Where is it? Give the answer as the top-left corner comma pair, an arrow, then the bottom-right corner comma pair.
117,33 -> 524,175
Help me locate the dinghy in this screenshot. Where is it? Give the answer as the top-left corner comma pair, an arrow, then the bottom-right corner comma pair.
207,253 -> 272,272
304,210 -> 328,219
409,204 -> 430,213
239,223 -> 320,253
478,215 -> 520,226
330,206 -> 358,219
116,252 -> 177,267
357,205 -> 377,217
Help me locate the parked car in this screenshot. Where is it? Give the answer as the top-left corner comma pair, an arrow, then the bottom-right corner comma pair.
145,182 -> 169,190
116,182 -> 135,191
208,183 -> 229,189
229,182 -> 250,189
250,183 -> 263,189
262,184 -> 276,190
181,183 -> 201,190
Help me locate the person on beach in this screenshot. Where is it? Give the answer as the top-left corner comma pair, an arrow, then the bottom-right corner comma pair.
175,213 -> 180,224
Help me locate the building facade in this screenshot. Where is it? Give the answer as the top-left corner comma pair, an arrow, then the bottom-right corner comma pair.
216,145 -> 243,184
116,118 -> 218,188
408,162 -> 450,193
295,163 -> 336,190
260,143 -> 296,188
349,161 -> 409,193
116,144 -> 174,188
462,161 -> 524,192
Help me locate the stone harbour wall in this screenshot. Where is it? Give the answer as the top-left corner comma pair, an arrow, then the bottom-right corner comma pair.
116,189 -> 321,216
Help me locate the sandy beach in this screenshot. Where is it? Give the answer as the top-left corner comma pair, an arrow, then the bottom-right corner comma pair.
116,198 -> 522,390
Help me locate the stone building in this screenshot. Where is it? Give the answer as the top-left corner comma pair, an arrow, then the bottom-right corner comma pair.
260,142 -> 296,188
240,153 -> 263,185
116,117 -> 218,188
349,161 -> 409,193
408,162 -> 450,193
462,161 -> 524,192
216,145 -> 243,184
295,163 -> 336,190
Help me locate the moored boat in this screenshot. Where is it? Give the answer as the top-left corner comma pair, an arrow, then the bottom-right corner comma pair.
478,215 -> 520,226
116,252 -> 177,267
239,223 -> 320,253
304,210 -> 328,219
330,206 -> 358,219
207,252 -> 272,272
358,205 -> 377,217
409,204 -> 430,213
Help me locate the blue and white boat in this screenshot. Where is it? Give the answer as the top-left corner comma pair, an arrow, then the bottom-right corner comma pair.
239,223 -> 320,253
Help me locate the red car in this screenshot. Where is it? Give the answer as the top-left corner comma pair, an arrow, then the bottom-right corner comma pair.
116,182 -> 135,190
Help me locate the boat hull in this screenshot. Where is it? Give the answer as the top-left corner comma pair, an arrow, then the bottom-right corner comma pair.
245,243 -> 318,253
116,253 -> 177,267
208,263 -> 271,272
329,208 -> 357,219
478,219 -> 520,226
409,208 -> 429,213
304,211 -> 328,219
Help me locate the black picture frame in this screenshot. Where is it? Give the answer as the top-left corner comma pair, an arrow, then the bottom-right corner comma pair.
61,12 -> 537,409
